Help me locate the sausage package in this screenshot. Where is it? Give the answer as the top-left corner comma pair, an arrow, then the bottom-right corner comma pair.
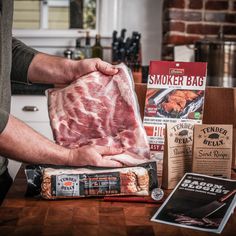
25,162 -> 158,199
192,124 -> 233,178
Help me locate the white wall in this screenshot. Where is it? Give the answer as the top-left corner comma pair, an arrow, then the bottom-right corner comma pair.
116,0 -> 163,65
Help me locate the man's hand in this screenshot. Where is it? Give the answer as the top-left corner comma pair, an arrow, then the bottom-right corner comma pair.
68,145 -> 124,167
70,58 -> 118,82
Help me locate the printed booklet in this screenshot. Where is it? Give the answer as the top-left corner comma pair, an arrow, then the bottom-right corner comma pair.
151,173 -> 236,234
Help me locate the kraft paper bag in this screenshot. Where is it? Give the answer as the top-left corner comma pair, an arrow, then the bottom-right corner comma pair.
162,122 -> 194,189
203,87 -> 235,169
192,124 -> 233,178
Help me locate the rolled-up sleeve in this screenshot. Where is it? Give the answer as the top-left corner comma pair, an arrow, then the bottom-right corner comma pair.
0,109 -> 9,134
11,38 -> 38,84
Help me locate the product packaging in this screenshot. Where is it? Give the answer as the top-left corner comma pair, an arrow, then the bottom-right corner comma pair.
25,162 -> 158,199
143,61 -> 207,175
162,122 -> 194,189
192,124 -> 233,178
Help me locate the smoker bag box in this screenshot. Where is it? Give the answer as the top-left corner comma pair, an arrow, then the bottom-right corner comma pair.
142,61 -> 207,175
134,84 -> 236,170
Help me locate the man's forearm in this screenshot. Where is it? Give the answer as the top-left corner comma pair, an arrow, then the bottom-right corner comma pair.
27,54 -> 117,85
27,53 -> 74,84
0,115 -> 69,165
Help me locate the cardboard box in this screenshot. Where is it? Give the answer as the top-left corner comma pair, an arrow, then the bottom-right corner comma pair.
135,83 -> 236,169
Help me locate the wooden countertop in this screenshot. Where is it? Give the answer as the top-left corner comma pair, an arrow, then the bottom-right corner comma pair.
0,165 -> 235,236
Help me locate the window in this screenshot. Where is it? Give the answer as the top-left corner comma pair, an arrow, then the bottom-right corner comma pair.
13,0 -> 97,30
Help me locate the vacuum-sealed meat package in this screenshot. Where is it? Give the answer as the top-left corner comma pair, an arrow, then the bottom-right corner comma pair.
41,166 -> 149,199
47,63 -> 150,165
25,162 -> 158,199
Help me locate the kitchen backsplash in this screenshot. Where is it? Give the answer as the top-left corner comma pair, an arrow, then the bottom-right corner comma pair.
162,0 -> 236,60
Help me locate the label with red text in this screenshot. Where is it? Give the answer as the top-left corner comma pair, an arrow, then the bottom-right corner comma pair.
143,61 -> 207,174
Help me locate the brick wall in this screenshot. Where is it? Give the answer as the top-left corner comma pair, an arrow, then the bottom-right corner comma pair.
162,0 -> 236,60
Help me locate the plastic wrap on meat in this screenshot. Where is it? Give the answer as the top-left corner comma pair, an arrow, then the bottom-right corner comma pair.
47,64 -> 150,165
41,166 -> 150,199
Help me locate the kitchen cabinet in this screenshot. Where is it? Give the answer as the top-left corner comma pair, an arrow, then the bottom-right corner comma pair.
10,95 -> 53,139
8,95 -> 53,179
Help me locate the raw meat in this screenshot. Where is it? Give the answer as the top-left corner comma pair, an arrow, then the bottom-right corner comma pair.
41,166 -> 150,199
47,64 -> 150,165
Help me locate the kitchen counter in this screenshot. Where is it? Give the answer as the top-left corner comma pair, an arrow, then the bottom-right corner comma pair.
0,165 -> 236,236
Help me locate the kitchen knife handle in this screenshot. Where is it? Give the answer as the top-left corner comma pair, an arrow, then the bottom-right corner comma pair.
219,189 -> 236,202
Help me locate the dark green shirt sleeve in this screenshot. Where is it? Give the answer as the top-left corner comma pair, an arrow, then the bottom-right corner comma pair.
11,38 -> 38,84
0,109 -> 9,133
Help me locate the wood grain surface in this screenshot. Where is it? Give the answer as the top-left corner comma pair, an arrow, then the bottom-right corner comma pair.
0,166 -> 235,236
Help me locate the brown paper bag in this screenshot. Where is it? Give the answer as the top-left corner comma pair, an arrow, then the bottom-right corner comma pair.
162,122 -> 194,189
203,87 -> 236,169
192,124 -> 233,178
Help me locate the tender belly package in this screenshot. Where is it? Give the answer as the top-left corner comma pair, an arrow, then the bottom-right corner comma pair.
47,64 -> 150,165
25,162 -> 158,199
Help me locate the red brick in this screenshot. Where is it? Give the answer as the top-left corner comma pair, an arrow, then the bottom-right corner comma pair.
163,8 -> 170,21
224,36 -> 236,41
163,21 -> 169,33
223,25 -> 236,35
225,13 -> 236,23
187,24 -> 220,35
205,12 -> 236,23
168,10 -> 202,21
161,0 -> 236,62
163,33 -> 202,45
164,0 -> 185,9
188,0 -> 203,9
163,21 -> 185,33
205,1 -> 229,10
205,12 -> 226,22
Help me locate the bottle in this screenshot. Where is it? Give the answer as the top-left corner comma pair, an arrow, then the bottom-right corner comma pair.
73,38 -> 85,60
92,34 -> 103,59
111,30 -> 118,63
84,31 -> 92,58
64,48 -> 73,59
